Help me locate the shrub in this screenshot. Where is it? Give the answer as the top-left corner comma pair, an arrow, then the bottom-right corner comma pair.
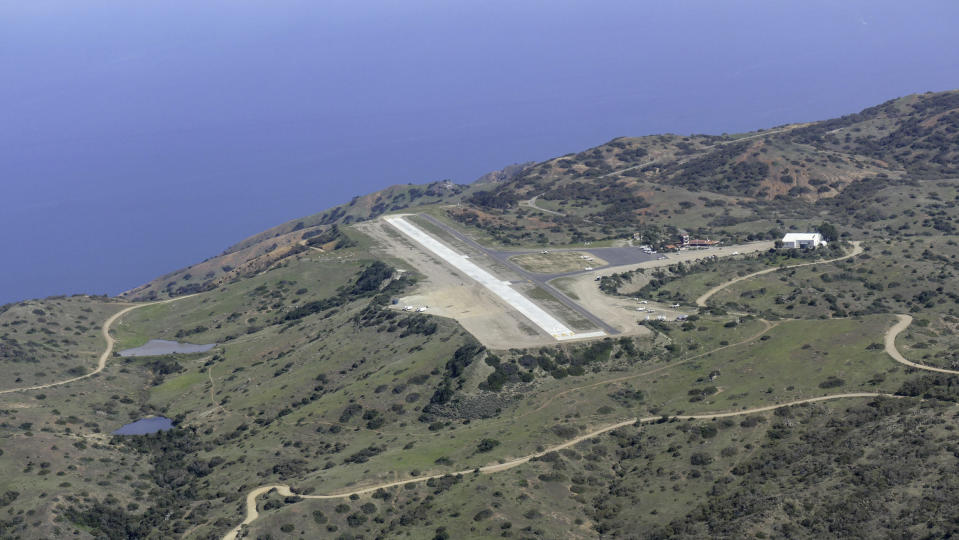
551,425 -> 578,438
0,491 -> 19,507
473,508 -> 494,521
818,376 -> 845,389
346,513 -> 367,527
699,424 -> 718,438
476,439 -> 500,453
690,452 -> 713,466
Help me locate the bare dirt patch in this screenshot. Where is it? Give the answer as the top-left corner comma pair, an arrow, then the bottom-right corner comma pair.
552,276 -> 653,336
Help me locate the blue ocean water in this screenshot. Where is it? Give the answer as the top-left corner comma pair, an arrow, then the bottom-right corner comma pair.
2,1 -> 958,304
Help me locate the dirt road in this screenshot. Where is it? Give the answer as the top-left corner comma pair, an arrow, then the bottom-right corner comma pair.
695,242 -> 863,307
0,294 -> 198,395
222,391 -> 893,539
885,314 -> 959,375
521,194 -> 565,216
553,241 -> 773,333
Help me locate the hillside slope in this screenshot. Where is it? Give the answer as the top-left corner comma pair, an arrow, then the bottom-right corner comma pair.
454,90 -> 958,247
2,90 -> 958,540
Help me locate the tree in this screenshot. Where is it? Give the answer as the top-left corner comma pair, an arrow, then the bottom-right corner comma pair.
817,222 -> 839,242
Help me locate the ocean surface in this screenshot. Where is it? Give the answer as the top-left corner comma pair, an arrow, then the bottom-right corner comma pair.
2,1 -> 958,304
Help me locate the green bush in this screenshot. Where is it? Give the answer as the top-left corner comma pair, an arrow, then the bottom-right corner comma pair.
476,439 -> 500,453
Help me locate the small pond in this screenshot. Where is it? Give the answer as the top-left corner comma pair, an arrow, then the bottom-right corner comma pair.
118,339 -> 216,357
113,416 -> 174,435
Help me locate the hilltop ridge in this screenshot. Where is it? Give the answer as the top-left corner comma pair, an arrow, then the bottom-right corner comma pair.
123,90 -> 959,301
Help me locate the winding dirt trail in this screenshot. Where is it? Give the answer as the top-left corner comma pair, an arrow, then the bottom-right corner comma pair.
521,194 -> 566,216
0,294 -> 198,395
695,242 -> 863,307
885,314 -> 959,375
224,306 -> 941,538
222,391 -> 894,540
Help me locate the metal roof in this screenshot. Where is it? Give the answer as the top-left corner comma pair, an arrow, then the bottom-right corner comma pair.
782,233 -> 821,241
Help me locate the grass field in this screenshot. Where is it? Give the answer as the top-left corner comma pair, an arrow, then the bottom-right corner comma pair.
0,296 -> 124,387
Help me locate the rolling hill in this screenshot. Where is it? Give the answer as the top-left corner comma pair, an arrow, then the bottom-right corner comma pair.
2,90 -> 959,540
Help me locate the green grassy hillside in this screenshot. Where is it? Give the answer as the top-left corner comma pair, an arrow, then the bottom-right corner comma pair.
2,90 -> 958,540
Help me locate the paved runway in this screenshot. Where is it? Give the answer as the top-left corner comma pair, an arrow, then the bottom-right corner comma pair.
384,216 -> 605,341
416,214 -> 622,335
